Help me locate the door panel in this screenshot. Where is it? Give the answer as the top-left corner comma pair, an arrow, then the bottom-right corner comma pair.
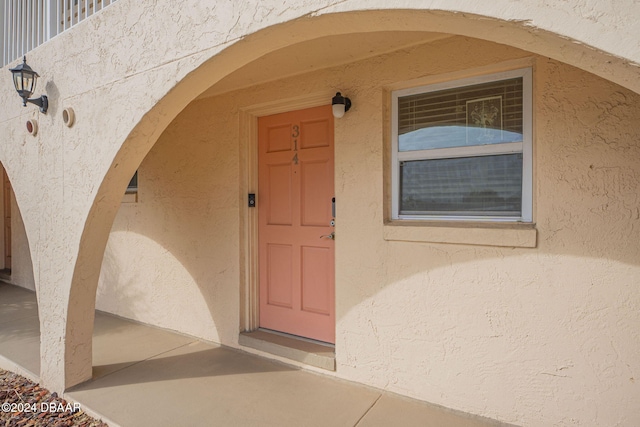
267,163 -> 293,225
258,105 -> 335,343
266,244 -> 293,308
266,124 -> 293,153
301,245 -> 331,315
300,119 -> 331,149
301,159 -> 332,226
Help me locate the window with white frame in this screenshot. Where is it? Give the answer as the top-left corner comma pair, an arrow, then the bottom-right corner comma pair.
126,170 -> 138,194
391,68 -> 532,222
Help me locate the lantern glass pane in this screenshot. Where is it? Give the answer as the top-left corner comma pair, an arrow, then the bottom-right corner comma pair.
25,74 -> 35,93
13,73 -> 23,91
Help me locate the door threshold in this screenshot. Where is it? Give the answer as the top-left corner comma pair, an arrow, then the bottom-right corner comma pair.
239,329 -> 335,371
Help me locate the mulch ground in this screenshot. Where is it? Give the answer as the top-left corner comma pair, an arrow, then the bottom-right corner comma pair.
0,369 -> 108,427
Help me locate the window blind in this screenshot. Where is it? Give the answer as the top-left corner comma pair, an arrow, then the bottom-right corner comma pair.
397,78 -> 523,151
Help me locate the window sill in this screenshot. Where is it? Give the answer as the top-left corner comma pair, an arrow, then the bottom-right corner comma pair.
383,221 -> 536,248
121,192 -> 138,203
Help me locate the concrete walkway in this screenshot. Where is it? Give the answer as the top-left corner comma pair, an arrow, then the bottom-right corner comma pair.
0,282 -> 513,427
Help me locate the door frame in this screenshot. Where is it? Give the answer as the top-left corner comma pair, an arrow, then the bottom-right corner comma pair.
239,91 -> 336,333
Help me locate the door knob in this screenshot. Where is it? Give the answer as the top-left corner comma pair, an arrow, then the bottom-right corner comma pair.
320,232 -> 335,240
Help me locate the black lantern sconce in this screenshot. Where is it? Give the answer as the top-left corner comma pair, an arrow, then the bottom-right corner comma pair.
9,57 -> 48,114
331,92 -> 351,118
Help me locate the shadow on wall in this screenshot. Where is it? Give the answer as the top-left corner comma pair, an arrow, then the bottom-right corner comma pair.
8,197 -> 36,293
96,93 -> 240,344
97,230 -> 217,339
96,240 -> 155,335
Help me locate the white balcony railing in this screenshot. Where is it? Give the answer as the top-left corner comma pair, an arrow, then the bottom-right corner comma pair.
1,0 -> 117,67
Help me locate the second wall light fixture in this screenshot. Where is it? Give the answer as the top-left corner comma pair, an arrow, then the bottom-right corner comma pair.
332,92 -> 351,118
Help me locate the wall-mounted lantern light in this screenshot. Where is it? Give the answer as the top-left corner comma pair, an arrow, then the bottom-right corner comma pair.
331,92 -> 351,118
9,56 -> 48,114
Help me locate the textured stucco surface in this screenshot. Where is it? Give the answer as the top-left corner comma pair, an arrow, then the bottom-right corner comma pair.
94,36 -> 640,426
0,0 -> 638,425
95,100 -> 241,343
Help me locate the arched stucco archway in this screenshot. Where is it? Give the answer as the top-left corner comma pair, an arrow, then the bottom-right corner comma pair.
47,5 -> 640,397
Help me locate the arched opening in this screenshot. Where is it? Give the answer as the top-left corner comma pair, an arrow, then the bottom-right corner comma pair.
93,27 -> 638,354
57,10 -> 640,426
0,162 -> 38,379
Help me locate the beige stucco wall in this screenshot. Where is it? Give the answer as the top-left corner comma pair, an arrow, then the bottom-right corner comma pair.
1,0 -> 639,396
95,36 -> 640,426
1,0 -> 640,421
95,107 -> 241,343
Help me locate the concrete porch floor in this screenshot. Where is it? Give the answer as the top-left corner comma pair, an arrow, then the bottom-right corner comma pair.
0,282 -> 514,427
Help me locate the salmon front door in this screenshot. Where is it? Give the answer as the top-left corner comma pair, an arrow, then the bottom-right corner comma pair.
258,105 -> 335,344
